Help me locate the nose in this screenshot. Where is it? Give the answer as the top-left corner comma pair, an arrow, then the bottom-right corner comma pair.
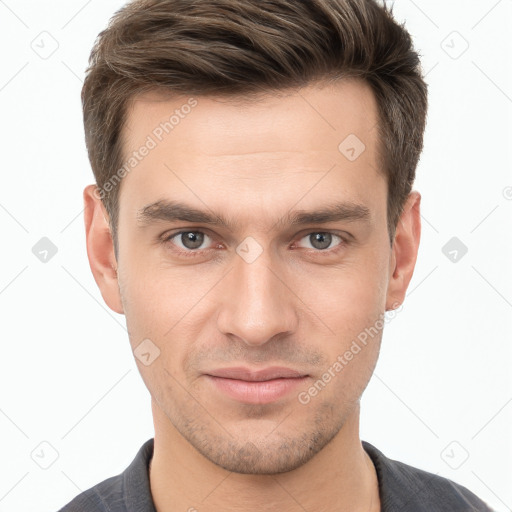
216,246 -> 299,346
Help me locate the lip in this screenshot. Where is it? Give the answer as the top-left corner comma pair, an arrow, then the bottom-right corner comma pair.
205,366 -> 308,381
204,366 -> 309,404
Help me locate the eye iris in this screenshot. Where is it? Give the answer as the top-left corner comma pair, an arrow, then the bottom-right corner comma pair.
182,232 -> 204,249
310,232 -> 332,250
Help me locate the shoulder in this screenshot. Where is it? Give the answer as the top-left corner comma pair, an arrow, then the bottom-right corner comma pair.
362,441 -> 495,512
57,474 -> 123,512
56,438 -> 155,512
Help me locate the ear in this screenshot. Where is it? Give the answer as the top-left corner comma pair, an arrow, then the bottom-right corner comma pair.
83,184 -> 124,314
385,191 -> 421,311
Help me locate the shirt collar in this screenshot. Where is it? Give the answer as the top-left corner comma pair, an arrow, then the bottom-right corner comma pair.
122,437 -> 445,512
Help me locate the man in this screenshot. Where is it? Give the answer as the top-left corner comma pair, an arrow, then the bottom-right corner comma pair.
58,0 -> 494,510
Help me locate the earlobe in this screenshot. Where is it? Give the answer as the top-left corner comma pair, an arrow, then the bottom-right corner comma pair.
83,184 -> 124,314
385,191 -> 421,311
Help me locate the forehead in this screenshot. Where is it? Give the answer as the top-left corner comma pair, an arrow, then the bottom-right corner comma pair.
123,78 -> 379,155
118,79 -> 385,226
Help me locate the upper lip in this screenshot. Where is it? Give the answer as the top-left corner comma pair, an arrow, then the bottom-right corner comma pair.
206,366 -> 308,382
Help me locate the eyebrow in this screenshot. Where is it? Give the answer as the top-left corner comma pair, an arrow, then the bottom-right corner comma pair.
136,199 -> 371,230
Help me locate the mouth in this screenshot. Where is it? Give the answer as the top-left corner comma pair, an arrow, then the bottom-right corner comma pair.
204,366 -> 309,404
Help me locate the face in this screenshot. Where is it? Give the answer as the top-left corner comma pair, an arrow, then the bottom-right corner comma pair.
85,78 -> 420,475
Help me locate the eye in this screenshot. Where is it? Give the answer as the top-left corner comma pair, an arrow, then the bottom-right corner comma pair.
160,229 -> 348,258
295,232 -> 346,252
164,230 -> 214,254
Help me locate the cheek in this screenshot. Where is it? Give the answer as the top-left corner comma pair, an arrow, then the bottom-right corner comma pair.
293,251 -> 389,331
117,250 -> 217,377
118,239 -> 187,321
291,252 -> 388,388
117,250 -> 172,354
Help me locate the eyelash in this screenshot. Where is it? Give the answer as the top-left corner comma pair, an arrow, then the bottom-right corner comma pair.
160,230 -> 349,259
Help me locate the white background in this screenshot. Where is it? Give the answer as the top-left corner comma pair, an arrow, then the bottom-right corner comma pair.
0,1 -> 511,511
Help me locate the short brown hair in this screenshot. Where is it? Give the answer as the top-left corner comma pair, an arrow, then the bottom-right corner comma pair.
82,0 -> 428,255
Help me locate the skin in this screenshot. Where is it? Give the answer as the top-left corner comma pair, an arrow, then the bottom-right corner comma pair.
84,78 -> 421,512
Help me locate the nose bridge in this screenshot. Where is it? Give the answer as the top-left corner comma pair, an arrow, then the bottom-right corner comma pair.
216,242 -> 297,345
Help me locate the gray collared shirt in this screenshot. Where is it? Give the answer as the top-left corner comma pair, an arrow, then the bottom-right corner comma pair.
57,438 -> 495,511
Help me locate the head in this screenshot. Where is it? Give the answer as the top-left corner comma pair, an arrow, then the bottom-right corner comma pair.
83,0 -> 426,474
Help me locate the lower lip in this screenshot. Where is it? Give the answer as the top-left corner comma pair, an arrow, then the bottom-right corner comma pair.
206,375 -> 309,404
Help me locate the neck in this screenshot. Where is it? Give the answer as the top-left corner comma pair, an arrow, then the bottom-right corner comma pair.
149,399 -> 380,512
